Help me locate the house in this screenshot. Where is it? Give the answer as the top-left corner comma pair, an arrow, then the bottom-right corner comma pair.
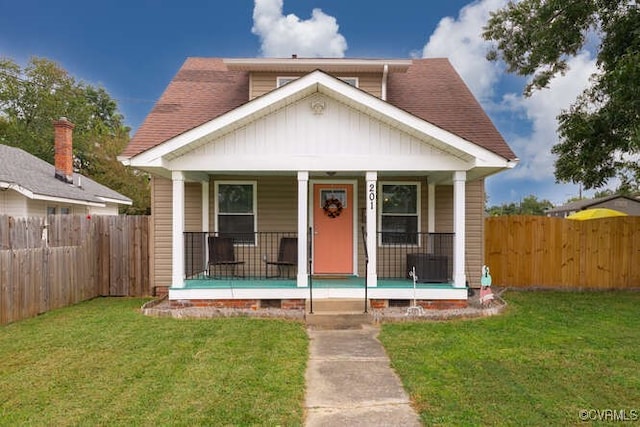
119,57 -> 518,309
0,118 -> 132,216
546,194 -> 640,218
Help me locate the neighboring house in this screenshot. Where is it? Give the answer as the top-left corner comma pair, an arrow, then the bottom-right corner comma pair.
0,118 -> 132,217
120,57 -> 518,308
546,195 -> 640,218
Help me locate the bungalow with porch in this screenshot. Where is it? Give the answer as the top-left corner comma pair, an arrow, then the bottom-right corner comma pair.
119,57 -> 517,310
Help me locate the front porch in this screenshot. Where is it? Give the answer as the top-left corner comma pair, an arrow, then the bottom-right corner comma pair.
173,230 -> 467,307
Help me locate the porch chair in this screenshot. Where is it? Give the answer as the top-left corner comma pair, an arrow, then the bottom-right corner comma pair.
208,236 -> 244,277
264,237 -> 297,278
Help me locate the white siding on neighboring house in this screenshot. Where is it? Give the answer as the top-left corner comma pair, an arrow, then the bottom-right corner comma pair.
87,204 -> 120,216
0,189 -> 119,217
0,190 -> 28,216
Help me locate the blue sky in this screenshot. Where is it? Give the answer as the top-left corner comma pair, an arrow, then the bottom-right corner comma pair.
0,0 -> 603,205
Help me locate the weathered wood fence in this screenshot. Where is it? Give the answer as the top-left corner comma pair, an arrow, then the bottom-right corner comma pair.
0,215 -> 150,325
485,216 -> 640,289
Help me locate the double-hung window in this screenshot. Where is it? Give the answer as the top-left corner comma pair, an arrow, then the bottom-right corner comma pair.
380,183 -> 420,245
216,181 -> 256,244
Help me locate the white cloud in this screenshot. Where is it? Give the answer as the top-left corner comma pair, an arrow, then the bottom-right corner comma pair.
422,0 -> 507,101
252,0 -> 347,58
421,0 -> 602,205
505,52 -> 597,181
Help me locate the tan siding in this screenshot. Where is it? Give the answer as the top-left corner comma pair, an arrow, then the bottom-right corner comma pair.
435,186 -> 453,232
250,73 -> 280,99
184,183 -> 202,232
250,72 -> 383,99
256,176 -> 298,231
465,179 -> 484,286
151,176 -> 172,289
357,74 -> 382,98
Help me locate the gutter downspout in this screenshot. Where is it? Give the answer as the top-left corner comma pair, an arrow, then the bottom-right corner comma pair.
381,63 -> 388,101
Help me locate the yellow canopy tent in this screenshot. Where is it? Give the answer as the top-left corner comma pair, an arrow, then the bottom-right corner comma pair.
566,208 -> 628,220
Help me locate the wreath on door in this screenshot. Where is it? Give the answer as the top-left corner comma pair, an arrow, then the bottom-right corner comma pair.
323,197 -> 343,218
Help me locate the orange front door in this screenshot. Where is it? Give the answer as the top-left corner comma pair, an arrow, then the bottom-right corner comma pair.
313,183 -> 354,274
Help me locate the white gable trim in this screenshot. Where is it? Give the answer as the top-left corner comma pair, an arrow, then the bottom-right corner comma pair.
127,70 -> 512,169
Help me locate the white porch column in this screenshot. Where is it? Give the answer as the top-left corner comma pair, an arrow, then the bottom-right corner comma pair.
172,171 -> 185,288
453,171 -> 466,288
366,171 -> 378,286
201,179 -> 210,269
297,171 -> 309,287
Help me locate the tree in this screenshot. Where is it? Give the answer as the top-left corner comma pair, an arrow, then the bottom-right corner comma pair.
0,56 -> 149,214
483,1 -> 640,191
486,195 -> 554,216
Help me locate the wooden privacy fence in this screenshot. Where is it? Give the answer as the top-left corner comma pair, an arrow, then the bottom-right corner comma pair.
0,215 -> 150,325
485,216 -> 640,289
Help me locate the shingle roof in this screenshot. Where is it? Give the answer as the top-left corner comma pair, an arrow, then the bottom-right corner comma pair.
546,194 -> 640,213
387,59 -> 515,160
122,57 -> 516,161
0,144 -> 132,205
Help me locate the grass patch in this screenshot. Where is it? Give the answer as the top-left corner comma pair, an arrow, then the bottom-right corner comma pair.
380,291 -> 640,426
0,298 -> 308,426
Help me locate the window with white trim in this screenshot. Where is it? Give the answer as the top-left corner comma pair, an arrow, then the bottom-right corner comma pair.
216,182 -> 257,244
380,183 -> 420,245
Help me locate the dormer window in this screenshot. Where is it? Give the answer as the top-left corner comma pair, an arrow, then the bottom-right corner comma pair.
340,77 -> 358,87
277,77 -> 298,88
277,76 -> 359,88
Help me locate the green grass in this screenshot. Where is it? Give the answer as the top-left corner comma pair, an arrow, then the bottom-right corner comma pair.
0,298 -> 308,426
380,291 -> 640,426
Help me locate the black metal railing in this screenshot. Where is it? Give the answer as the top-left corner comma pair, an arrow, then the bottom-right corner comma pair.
376,232 -> 454,282
184,231 -> 297,280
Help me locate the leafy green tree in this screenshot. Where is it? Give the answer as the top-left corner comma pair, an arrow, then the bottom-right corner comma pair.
483,1 -> 640,191
487,195 -> 553,216
0,56 -> 149,214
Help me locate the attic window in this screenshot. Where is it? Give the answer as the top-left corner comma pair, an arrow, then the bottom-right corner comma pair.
340,77 -> 358,87
277,77 -> 298,87
276,76 -> 359,88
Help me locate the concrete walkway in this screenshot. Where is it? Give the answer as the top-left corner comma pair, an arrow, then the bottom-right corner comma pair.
304,325 -> 422,427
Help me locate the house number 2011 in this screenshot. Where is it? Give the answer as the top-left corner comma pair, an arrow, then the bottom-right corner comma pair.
368,183 -> 376,210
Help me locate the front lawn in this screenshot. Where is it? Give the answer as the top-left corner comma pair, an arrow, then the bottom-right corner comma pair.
0,298 -> 308,426
380,291 -> 640,426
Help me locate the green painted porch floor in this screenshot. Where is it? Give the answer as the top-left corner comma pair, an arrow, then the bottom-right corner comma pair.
179,276 -> 455,290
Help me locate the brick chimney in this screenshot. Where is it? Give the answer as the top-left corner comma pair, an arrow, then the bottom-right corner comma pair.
53,117 -> 75,184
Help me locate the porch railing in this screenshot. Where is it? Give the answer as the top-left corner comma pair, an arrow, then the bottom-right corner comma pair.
376,232 -> 454,282
184,232 -> 297,280
184,231 -> 454,283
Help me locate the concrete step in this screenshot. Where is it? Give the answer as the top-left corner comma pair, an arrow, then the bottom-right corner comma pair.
306,298 -> 368,313
305,299 -> 371,329
305,313 -> 371,330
